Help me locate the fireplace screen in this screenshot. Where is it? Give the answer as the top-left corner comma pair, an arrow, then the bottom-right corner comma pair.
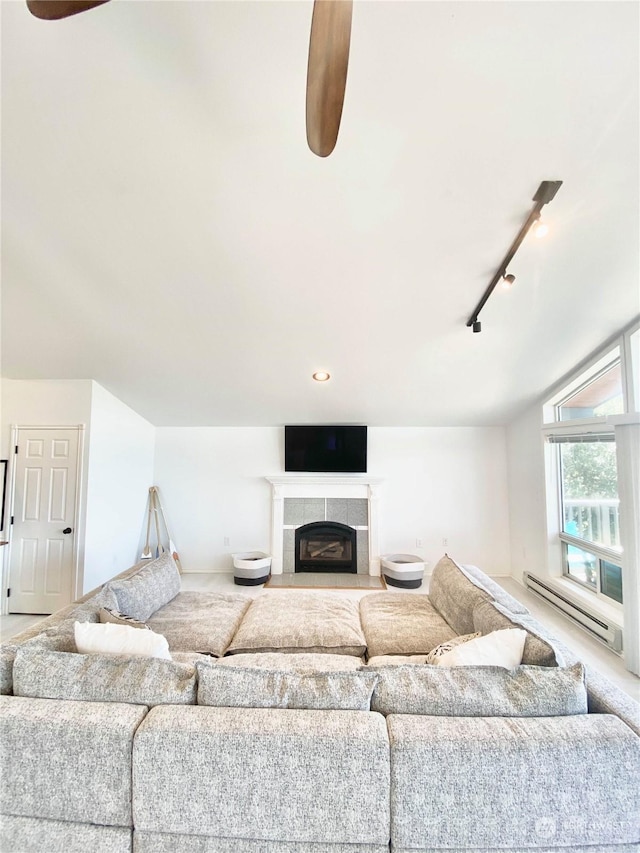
295,521 -> 357,573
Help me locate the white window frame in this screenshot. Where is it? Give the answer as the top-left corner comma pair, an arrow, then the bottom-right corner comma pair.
543,422 -> 622,608
542,318 -> 639,610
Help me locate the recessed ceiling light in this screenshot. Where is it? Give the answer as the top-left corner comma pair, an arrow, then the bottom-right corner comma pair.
312,371 -> 331,382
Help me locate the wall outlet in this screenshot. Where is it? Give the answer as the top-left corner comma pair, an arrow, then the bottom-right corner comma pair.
442,537 -> 448,547
223,537 -> 230,547
416,538 -> 423,548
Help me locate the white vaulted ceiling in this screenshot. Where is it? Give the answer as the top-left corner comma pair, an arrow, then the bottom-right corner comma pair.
1,0 -> 638,426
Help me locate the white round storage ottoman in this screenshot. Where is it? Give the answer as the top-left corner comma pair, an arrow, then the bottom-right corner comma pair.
381,554 -> 425,589
232,552 -> 271,586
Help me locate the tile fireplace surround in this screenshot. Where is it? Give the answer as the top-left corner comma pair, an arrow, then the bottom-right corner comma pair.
265,476 -> 383,576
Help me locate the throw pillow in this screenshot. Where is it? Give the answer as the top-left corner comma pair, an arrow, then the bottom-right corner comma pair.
99,607 -> 149,630
106,551 -> 181,622
196,661 -> 379,710
370,662 -> 588,716
425,632 -> 481,664
74,621 -> 171,660
435,628 -> 526,668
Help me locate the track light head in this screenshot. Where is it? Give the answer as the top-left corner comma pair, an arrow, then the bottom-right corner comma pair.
502,273 -> 516,289
472,321 -> 482,333
532,219 -> 549,239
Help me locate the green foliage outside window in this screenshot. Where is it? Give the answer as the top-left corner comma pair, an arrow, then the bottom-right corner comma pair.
561,442 -> 618,500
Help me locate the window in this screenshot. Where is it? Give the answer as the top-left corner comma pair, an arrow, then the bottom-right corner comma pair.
542,326 -> 639,608
558,436 -> 619,549
556,359 -> 623,421
543,347 -> 621,424
548,432 -> 623,603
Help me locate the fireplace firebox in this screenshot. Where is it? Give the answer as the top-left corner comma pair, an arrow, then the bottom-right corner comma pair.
295,521 -> 357,573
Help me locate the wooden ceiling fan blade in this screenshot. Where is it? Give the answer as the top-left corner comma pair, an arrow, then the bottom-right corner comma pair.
306,0 -> 353,158
27,0 -> 110,20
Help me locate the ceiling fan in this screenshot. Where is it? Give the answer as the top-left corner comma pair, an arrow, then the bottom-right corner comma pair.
26,0 -> 353,158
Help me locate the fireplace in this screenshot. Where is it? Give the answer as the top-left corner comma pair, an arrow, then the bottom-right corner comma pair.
265,476 -> 383,576
295,521 -> 357,573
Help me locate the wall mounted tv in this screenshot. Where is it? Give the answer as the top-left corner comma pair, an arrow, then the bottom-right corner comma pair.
285,425 -> 367,473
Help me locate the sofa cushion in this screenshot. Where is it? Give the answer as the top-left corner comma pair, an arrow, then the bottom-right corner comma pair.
133,705 -> 390,845
585,664 -> 640,738
359,593 -> 456,658
12,643 -> 197,707
370,662 -> 588,716
147,591 -> 251,657
196,660 -> 378,710
460,563 -> 530,614
473,599 -> 563,666
0,695 -> 146,827
0,583 -> 117,649
107,552 -> 181,622
0,595 -> 115,695
387,713 -> 640,849
133,832 -> 389,853
74,621 -> 171,660
366,654 -> 429,666
227,592 -> 366,656
0,644 -> 18,695
428,554 -> 494,635
0,815 -> 132,853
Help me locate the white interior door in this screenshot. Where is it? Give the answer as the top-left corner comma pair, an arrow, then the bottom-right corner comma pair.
7,428 -> 80,614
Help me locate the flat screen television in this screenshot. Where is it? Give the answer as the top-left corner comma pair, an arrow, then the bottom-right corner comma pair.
285,425 -> 367,473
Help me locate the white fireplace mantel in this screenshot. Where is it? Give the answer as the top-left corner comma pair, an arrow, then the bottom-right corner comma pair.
265,475 -> 384,575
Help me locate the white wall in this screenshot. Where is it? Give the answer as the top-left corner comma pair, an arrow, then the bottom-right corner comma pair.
154,428 -> 280,572
369,428 -> 511,574
154,426 -> 511,574
1,379 -> 92,458
82,382 -> 155,592
505,404 -> 549,584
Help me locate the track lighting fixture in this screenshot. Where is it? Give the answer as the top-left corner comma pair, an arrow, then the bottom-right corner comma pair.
501,273 -> 516,289
466,180 -> 562,333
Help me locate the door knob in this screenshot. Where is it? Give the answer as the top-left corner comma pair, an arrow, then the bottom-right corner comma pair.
63,527 -> 73,534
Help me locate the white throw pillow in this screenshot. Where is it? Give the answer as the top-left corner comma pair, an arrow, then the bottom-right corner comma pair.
74,621 -> 171,660
434,628 -> 526,669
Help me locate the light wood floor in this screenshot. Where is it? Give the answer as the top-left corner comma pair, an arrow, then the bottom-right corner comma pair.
2,571 -> 638,701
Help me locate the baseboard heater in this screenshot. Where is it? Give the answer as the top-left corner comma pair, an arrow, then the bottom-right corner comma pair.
523,572 -> 623,653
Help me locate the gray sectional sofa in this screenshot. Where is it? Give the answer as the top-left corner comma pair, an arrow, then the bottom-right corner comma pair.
1,553 -> 639,853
